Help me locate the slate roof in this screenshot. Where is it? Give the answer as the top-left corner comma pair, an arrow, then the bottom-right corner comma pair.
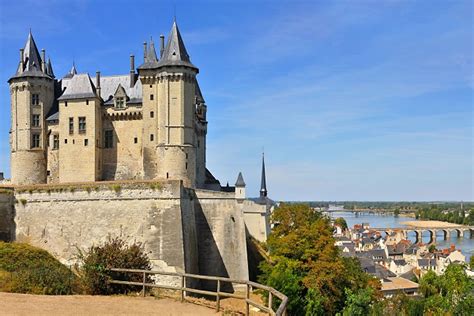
46,112 -> 59,121
58,73 -> 97,100
64,63 -> 77,79
156,21 -> 197,70
138,39 -> 160,69
418,258 -> 436,267
235,172 -> 246,187
10,31 -> 52,81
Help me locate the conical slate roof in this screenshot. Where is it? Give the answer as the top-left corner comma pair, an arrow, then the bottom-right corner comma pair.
10,31 -> 51,81
195,80 -> 205,103
157,21 -> 197,70
64,62 -> 77,79
138,38 -> 160,69
235,172 -> 246,187
46,58 -> 55,78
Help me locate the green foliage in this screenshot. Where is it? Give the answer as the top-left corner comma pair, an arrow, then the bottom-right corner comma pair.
428,244 -> 437,253
394,209 -> 400,217
109,185 -> 122,193
470,256 -> 474,270
77,237 -> 151,295
260,203 -> 378,315
334,217 -> 348,230
0,242 -> 78,295
342,287 -> 374,316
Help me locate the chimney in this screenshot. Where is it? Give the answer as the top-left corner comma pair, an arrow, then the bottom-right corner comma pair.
19,48 -> 24,73
160,35 -> 165,57
143,42 -> 147,62
96,71 -> 101,97
130,54 -> 135,87
41,49 -> 46,73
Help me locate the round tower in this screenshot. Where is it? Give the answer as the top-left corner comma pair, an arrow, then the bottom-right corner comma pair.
9,31 -> 54,185
138,21 -> 199,187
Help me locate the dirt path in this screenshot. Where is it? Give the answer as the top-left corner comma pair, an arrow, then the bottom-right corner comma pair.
0,292 -> 216,316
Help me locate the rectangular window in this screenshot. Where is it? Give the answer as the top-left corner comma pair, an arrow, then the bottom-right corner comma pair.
32,114 -> 40,127
86,100 -> 89,105
79,117 -> 86,133
115,97 -> 125,109
134,137 -> 138,144
69,117 -> 74,134
150,94 -> 154,100
31,94 -> 39,106
150,111 -> 154,118
150,134 -> 154,141
84,139 -> 88,146
104,130 -> 113,148
32,133 -> 40,148
53,134 -> 59,149
64,139 -> 68,144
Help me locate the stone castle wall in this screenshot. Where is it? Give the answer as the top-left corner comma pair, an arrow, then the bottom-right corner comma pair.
2,181 -> 249,286
0,189 -> 14,242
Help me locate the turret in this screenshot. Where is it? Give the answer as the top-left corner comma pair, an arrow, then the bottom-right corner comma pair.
235,172 -> 246,201
8,31 -> 54,185
138,21 -> 199,187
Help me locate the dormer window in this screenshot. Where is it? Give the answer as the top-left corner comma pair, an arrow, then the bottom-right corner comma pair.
115,97 -> 125,109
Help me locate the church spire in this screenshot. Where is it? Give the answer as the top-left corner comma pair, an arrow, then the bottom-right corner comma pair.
260,153 -> 267,198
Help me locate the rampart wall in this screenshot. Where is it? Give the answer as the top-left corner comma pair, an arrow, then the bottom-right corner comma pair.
1,181 -> 249,288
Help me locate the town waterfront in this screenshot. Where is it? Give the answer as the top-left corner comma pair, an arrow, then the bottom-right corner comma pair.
329,211 -> 474,261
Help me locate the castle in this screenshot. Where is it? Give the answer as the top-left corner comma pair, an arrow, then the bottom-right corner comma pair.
9,22 -> 212,188
1,21 -> 273,287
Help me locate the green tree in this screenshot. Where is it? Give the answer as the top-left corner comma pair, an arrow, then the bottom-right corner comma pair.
470,256 -> 474,271
334,217 -> 348,231
260,204 -> 378,315
342,287 -> 374,316
394,209 -> 400,217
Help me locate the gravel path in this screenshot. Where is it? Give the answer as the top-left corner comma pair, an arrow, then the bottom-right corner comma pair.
0,292 -> 215,316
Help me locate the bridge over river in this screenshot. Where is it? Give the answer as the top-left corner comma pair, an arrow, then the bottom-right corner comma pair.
370,224 -> 474,244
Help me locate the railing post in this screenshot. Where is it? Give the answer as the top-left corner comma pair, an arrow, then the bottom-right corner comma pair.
142,271 -> 146,297
216,279 -> 221,312
181,275 -> 185,302
246,283 -> 250,316
268,291 -> 273,314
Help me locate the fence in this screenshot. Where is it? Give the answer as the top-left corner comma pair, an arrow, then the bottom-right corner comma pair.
108,268 -> 288,316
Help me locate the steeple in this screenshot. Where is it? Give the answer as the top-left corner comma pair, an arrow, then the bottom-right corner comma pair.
235,172 -> 246,187
260,153 -> 268,198
157,21 -> 197,70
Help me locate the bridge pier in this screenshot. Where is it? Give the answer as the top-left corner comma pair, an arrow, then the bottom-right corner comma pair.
429,230 -> 436,244
443,229 -> 450,240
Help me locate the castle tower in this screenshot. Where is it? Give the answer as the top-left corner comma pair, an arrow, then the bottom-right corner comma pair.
235,172 -> 246,200
139,21 -> 199,187
8,31 -> 55,185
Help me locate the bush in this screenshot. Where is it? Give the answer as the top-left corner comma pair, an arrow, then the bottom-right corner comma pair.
0,242 -> 78,295
78,237 -> 151,295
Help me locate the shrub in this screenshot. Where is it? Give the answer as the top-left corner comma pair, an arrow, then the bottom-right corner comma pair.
78,237 -> 151,295
0,242 -> 78,295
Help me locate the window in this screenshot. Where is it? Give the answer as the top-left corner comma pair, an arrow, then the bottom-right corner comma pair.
185,162 -> 188,170
134,137 -> 138,144
115,97 -> 125,109
150,134 -> 154,141
79,117 -> 86,133
32,114 -> 40,127
53,134 -> 59,149
31,94 -> 39,105
32,133 -> 40,148
65,101 -> 68,107
84,139 -> 88,146
150,111 -> 154,118
69,117 -> 74,134
64,139 -> 68,144
150,94 -> 154,100
86,100 -> 89,105
104,130 -> 113,148
47,170 -> 51,176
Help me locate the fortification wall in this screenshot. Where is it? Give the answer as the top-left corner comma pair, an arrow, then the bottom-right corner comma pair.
13,181 -> 195,277
0,189 -> 14,241
194,189 -> 249,289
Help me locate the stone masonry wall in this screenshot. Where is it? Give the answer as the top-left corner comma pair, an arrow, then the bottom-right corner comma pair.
0,189 -> 14,241
13,181 -> 194,278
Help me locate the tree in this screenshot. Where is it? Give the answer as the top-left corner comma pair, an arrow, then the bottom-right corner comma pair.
260,204 -> 378,315
334,217 -> 348,231
394,209 -> 400,217
428,244 -> 437,253
342,287 -> 374,316
470,256 -> 474,271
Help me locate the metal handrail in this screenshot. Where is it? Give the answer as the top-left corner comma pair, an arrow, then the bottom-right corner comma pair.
107,268 -> 288,316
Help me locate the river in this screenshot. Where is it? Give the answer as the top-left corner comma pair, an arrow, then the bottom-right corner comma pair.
328,211 -> 474,261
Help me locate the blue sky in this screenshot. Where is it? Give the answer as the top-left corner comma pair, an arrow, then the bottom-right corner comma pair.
0,0 -> 472,201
